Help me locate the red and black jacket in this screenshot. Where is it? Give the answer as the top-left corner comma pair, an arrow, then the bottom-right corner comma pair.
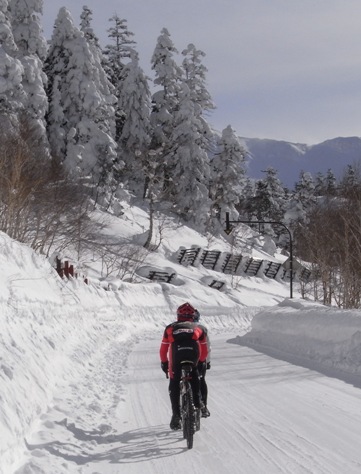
160,320 -> 208,379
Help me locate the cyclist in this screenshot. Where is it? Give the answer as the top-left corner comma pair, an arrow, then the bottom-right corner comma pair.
160,302 -> 208,430
194,309 -> 211,418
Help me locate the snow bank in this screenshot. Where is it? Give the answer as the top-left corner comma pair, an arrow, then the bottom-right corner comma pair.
235,298 -> 361,375
0,231 -> 173,471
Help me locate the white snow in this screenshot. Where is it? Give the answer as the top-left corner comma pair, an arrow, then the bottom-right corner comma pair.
2,204 -> 361,473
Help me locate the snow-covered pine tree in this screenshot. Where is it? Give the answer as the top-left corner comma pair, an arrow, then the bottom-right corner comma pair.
238,177 -> 256,219
167,82 -> 211,227
324,168 -> 337,196
9,0 -> 48,142
117,49 -> 152,196
181,43 -> 215,147
45,74 -> 65,159
80,5 -> 117,118
45,7 -> 117,205
80,5 -> 100,46
103,14 -> 136,141
295,171 -> 316,208
0,0 -> 25,113
338,164 -> 361,199
253,167 -> 287,222
150,28 -> 182,147
79,5 -> 119,174
150,28 -> 183,200
181,43 -> 214,113
211,125 -> 247,222
314,171 -> 325,196
285,170 -> 316,226
340,164 -> 357,191
103,13 -> 136,78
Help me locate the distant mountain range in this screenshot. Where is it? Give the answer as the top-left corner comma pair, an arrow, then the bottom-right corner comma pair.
241,136 -> 361,189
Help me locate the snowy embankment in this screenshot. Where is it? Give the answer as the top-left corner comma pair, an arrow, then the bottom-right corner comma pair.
0,231 -> 173,470
234,298 -> 361,376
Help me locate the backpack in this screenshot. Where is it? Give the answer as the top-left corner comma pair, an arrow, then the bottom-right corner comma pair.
171,321 -> 201,365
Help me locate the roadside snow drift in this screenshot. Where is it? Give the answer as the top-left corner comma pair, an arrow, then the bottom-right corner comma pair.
235,298 -> 361,375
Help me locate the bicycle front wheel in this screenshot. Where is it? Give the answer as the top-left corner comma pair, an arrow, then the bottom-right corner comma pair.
182,391 -> 194,449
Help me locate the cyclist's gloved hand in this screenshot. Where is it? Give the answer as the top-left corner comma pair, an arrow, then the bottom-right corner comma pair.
161,361 -> 169,374
206,361 -> 211,370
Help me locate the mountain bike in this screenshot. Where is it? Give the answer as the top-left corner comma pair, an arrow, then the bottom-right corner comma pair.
179,361 -> 201,449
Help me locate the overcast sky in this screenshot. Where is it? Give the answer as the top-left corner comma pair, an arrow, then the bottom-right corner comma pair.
42,0 -> 361,145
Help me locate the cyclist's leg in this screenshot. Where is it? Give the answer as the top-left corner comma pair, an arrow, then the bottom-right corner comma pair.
198,362 -> 208,404
190,366 -> 202,408
169,376 -> 181,417
169,374 -> 182,430
200,375 -> 208,405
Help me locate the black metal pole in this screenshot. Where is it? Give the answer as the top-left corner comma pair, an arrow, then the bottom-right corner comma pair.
224,212 -> 293,298
225,212 -> 230,233
282,224 -> 293,299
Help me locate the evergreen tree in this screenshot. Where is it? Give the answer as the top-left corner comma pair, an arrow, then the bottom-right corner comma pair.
314,171 -> 325,196
117,50 -> 152,195
238,177 -> 256,219
285,170 -> 316,226
253,167 -> 286,222
9,0 -> 48,140
103,14 -> 136,141
181,43 -> 214,147
0,0 -> 25,112
340,164 -> 357,190
295,170 -> 316,206
150,28 -> 183,200
45,7 -> 117,204
211,125 -> 246,221
79,5 -> 100,45
339,164 -> 361,198
103,13 -> 136,78
79,6 -> 116,139
325,168 -> 337,196
314,169 -> 337,197
150,28 -> 182,147
167,83 -> 211,227
45,74 -> 65,158
182,43 -> 215,113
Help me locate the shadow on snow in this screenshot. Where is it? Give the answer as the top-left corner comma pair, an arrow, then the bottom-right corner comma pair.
25,421 -> 189,465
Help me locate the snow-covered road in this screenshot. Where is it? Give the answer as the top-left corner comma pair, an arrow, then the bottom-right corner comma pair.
16,333 -> 361,474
